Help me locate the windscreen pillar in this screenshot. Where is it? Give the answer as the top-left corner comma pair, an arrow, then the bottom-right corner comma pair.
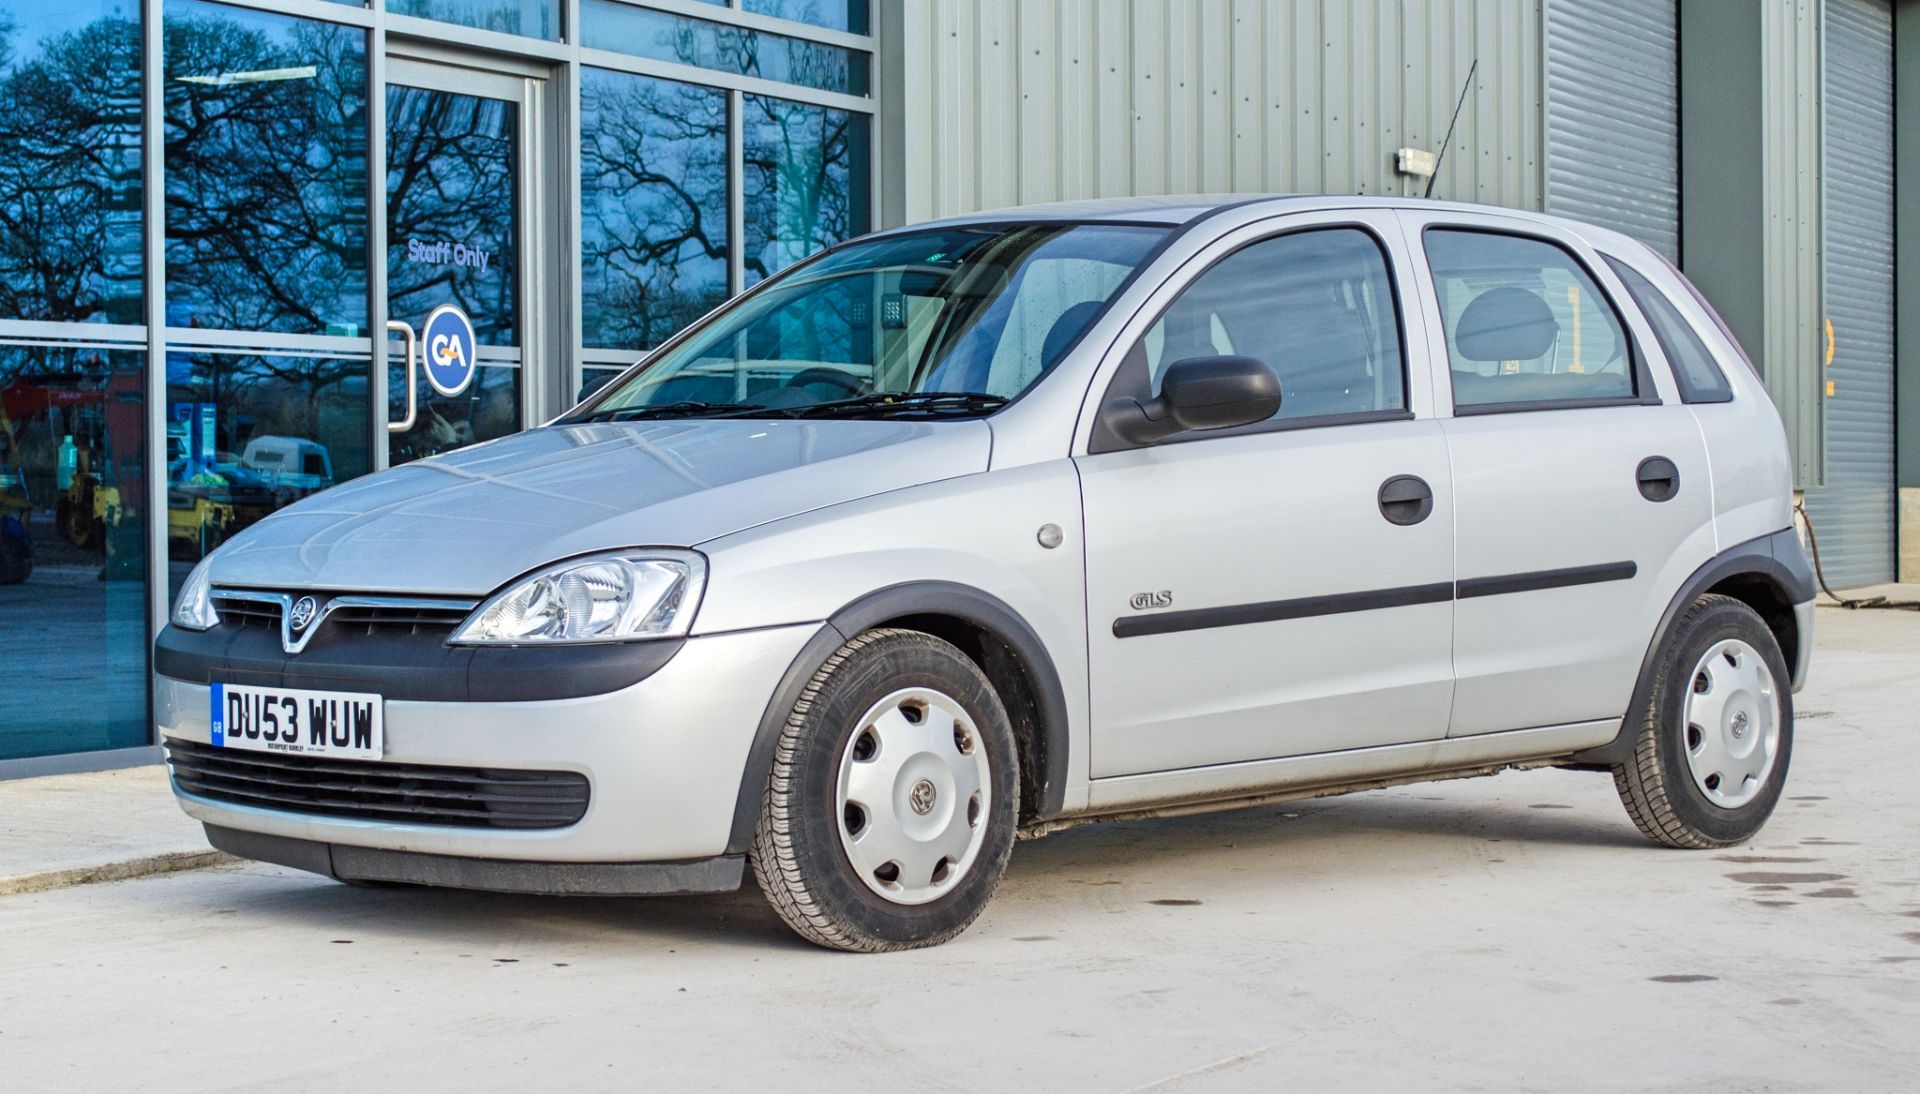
1678,0 -> 1824,490
1897,0 -> 1919,580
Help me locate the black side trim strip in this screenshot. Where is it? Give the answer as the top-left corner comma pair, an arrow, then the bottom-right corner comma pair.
1456,561 -> 1638,600
1112,582 -> 1454,639
1111,561 -> 1641,639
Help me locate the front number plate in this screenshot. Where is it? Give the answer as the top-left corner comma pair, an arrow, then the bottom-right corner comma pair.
210,682 -> 384,761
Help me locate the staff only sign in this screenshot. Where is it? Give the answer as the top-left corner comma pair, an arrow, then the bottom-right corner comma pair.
406,236 -> 493,274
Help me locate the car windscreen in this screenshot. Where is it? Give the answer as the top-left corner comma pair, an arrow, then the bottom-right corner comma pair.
569,222 -> 1169,421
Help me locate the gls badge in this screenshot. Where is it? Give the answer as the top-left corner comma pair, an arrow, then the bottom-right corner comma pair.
1129,591 -> 1173,611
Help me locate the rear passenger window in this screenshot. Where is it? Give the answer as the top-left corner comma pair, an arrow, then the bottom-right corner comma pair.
1141,227 -> 1406,423
1425,229 -> 1637,410
1604,258 -> 1734,404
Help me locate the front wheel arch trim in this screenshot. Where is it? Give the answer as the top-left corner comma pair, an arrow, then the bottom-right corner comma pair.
723,582 -> 1072,855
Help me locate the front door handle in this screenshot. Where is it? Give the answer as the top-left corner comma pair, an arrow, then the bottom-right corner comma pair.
1637,456 -> 1680,502
1378,475 -> 1434,526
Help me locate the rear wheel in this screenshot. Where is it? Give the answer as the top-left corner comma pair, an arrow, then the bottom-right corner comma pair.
0,516 -> 31,585
750,628 -> 1019,952
1612,594 -> 1793,848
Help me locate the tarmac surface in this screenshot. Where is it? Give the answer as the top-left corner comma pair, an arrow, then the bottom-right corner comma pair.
1,603 -> 1916,1091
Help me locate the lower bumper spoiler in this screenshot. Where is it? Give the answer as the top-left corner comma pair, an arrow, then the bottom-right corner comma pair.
204,824 -> 745,896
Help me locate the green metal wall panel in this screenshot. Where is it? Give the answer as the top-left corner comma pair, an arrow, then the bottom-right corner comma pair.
892,0 -> 1543,223
1803,0 -> 1897,586
1763,0 -> 1828,489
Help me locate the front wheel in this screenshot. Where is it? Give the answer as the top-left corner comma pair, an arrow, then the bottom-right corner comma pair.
750,628 -> 1019,952
1612,594 -> 1793,848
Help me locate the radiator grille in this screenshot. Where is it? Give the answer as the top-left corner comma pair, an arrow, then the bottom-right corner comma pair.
166,739 -> 589,830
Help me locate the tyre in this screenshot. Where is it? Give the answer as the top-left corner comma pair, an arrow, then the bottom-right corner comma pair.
58,499 -> 92,548
0,516 -> 31,585
750,628 -> 1019,952
1613,594 -> 1793,848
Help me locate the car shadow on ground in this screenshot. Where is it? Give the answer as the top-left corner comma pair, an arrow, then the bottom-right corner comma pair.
202,778 -> 1647,950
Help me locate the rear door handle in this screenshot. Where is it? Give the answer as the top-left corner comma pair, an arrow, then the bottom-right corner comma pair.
1637,456 -> 1680,502
1378,475 -> 1434,526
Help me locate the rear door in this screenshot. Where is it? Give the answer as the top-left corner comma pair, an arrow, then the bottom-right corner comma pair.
1397,211 -> 1716,737
1076,212 -> 1456,777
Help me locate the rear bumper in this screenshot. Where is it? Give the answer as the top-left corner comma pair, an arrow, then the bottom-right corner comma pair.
205,824 -> 744,895
158,623 -> 815,865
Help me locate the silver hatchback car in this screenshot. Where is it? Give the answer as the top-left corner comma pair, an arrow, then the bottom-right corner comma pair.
158,196 -> 1813,950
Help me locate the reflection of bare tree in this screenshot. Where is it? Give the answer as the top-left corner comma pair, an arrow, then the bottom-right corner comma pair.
743,0 -> 866,36
387,87 -> 517,343
743,95 -> 862,284
580,71 -> 729,350
0,15 -> 143,323
387,0 -> 548,39
164,11 -> 368,335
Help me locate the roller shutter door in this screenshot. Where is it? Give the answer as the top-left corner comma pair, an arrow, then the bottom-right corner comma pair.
1544,0 -> 1679,258
1804,0 -> 1896,588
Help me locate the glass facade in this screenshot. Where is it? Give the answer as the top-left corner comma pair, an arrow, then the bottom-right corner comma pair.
0,0 -> 873,768
164,1 -> 370,335
0,3 -> 144,325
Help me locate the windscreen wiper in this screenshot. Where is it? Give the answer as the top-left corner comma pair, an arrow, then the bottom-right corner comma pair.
771,391 -> 1011,419
566,400 -> 765,423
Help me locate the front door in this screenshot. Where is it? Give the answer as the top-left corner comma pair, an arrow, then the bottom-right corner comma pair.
381,52 -> 554,467
1078,215 -> 1456,778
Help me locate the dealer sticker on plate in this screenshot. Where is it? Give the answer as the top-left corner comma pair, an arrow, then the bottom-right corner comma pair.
210,682 -> 384,761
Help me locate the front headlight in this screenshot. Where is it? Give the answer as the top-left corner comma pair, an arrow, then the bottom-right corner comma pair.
172,558 -> 219,631
449,550 -> 707,645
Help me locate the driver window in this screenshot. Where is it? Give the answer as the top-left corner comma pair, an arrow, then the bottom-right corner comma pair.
1140,227 -> 1406,423
1424,229 -> 1635,408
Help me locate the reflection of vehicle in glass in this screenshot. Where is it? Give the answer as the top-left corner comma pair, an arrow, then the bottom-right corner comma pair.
166,471 -> 280,561
0,408 -> 32,585
161,199 -> 1814,952
240,436 -> 334,494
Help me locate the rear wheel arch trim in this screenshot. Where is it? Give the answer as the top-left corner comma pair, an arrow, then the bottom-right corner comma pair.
1571,527 -> 1812,768
725,582 -> 1072,854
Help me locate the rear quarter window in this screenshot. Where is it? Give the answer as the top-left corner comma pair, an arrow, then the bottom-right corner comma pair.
1603,257 -> 1734,404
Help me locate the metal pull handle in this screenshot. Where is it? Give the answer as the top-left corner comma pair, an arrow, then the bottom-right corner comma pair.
1636,456 -> 1680,503
1377,474 -> 1435,526
385,319 -> 417,434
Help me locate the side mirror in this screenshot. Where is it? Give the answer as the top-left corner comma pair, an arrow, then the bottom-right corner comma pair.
1103,355 -> 1282,446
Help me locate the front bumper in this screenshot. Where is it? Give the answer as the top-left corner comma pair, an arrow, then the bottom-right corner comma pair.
157,624 -> 816,866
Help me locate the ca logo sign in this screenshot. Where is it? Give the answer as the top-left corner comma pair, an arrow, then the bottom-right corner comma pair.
421,304 -> 477,397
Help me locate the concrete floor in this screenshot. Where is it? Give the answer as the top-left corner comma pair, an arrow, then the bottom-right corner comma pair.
1,605 -> 1916,1092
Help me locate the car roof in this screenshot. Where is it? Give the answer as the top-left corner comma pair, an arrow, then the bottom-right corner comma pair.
894,193 -> 1625,241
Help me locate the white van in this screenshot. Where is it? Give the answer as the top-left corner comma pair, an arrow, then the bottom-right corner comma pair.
239,435 -> 333,493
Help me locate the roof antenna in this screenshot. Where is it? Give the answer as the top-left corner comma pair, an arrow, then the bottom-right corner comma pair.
1424,59 -> 1477,200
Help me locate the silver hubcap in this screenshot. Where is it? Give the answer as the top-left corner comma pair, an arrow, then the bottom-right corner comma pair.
835,687 -> 991,906
1681,638 -> 1781,809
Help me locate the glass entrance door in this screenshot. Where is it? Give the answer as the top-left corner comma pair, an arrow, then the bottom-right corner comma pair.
383,56 -> 547,466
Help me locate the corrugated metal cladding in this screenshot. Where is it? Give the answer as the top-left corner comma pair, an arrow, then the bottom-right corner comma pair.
1803,0 -> 1897,587
1542,0 -> 1679,259
892,0 -> 1542,223
1762,0 -> 1828,490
